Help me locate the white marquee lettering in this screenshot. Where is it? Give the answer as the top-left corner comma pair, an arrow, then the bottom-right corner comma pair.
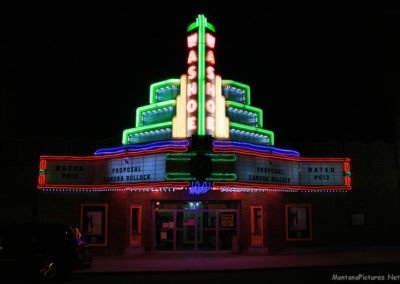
188,116 -> 197,130
206,66 -> 215,80
206,117 -> 215,131
187,50 -> 198,64
206,50 -> 215,64
187,33 -> 198,48
206,82 -> 215,97
206,33 -> 216,48
187,65 -> 197,80
187,82 -> 198,96
206,99 -> 215,112
187,99 -> 198,113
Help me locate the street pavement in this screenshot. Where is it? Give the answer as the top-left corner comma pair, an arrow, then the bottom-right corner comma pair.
76,246 -> 400,274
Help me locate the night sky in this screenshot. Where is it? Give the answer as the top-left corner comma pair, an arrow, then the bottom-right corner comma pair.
2,1 -> 399,148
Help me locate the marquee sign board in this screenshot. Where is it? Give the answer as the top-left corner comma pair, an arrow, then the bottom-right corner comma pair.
235,154 -> 348,186
41,153 -> 166,185
40,152 -> 349,189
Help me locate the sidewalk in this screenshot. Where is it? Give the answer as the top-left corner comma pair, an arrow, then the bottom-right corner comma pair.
77,246 -> 400,273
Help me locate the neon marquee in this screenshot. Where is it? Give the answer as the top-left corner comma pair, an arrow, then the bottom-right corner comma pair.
38,14 -> 351,193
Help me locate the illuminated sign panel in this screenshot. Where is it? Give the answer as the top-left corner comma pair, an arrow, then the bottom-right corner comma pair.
205,31 -> 216,136
186,14 -> 217,137
299,161 -> 346,186
186,31 -> 198,136
43,160 -> 95,184
236,155 -> 299,185
236,155 -> 347,186
43,154 -> 166,185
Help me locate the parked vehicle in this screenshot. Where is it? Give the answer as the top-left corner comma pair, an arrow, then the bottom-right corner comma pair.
0,223 -> 92,280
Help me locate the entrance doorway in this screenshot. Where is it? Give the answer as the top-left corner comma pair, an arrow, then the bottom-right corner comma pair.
153,201 -> 239,251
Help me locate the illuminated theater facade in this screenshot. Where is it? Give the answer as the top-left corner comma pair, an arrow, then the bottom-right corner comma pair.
37,15 -> 351,256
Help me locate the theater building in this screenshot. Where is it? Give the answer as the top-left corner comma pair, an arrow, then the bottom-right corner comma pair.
37,15 -> 352,256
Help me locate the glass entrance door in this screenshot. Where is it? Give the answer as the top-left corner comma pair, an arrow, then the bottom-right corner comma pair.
154,211 -> 174,250
198,211 -> 217,250
176,211 -> 196,250
153,201 -> 239,251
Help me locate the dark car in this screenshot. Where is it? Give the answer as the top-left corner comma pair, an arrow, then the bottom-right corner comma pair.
0,223 -> 92,280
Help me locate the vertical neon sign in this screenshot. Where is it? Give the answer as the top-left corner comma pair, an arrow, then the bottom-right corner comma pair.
205,31 -> 216,136
186,14 -> 216,137
186,31 -> 198,136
